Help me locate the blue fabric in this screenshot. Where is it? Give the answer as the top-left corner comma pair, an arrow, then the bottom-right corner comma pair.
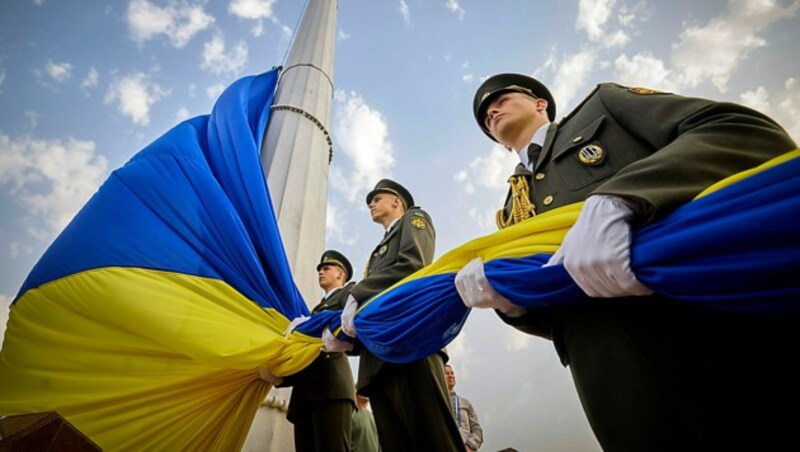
16,68 -> 308,319
328,152 -> 800,363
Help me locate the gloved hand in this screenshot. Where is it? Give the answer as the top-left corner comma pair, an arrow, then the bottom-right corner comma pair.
322,327 -> 353,353
340,294 -> 358,338
546,194 -> 653,297
258,366 -> 283,385
455,257 -> 525,317
283,315 -> 310,338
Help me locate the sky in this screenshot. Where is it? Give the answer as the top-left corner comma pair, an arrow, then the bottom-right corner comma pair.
1,0 -> 799,450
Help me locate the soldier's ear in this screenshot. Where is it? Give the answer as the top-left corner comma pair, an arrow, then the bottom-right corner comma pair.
536,98 -> 548,113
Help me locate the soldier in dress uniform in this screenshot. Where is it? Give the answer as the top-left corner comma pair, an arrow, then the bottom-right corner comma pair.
339,178 -> 462,452
455,73 -> 797,451
280,250 -> 356,452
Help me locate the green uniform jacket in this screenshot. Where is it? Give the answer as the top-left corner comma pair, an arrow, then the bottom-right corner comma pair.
498,83 -> 796,339
349,207 -> 436,390
281,282 -> 357,423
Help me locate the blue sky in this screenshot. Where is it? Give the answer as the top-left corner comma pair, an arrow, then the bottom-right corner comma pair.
1,1 -> 799,450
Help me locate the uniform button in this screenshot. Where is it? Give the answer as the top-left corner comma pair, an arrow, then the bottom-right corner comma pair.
543,195 -> 554,205
572,136 -> 582,143
534,172 -> 545,180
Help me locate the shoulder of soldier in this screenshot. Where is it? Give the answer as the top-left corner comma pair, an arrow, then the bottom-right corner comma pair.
560,82 -> 677,124
323,282 -> 356,307
559,83 -> 618,124
403,207 -> 433,230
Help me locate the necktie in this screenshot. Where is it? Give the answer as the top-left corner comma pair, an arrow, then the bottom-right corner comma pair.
527,143 -> 542,169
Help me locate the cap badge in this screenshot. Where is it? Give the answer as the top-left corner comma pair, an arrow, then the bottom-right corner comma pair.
506,84 -> 535,97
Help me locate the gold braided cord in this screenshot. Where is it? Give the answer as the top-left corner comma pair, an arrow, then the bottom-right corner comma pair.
496,175 -> 536,230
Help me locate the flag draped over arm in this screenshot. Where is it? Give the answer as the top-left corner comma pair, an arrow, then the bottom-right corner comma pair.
0,68 -> 324,451
307,149 -> 800,364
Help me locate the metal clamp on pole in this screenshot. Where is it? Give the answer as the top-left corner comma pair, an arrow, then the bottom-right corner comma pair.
270,104 -> 334,163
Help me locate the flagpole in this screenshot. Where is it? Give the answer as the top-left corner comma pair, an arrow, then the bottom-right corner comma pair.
245,0 -> 338,450
261,0 -> 337,307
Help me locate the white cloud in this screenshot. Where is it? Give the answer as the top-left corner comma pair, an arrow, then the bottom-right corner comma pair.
331,90 -> 395,203
550,50 -> 597,113
462,144 -> 518,193
614,52 -> 678,92
201,35 -> 248,75
80,67 -> 99,90
739,77 -> 800,143
127,0 -> 214,48
338,29 -> 350,41
504,326 -> 533,351
24,110 -> 39,132
175,106 -> 191,122
0,133 -> 108,241
603,29 -> 630,48
0,68 -> 5,93
228,0 -> 277,20
229,0 -> 291,38
325,201 -> 358,246
445,0 -> 465,20
576,0 -> 630,48
739,86 -> 770,112
45,61 -> 72,82
32,0 -> 46,5
251,20 -> 264,37
206,83 -> 226,100
104,73 -> 168,126
9,242 -> 23,258
454,144 -> 518,229
577,0 -> 616,41
671,0 -> 800,92
399,0 -> 411,26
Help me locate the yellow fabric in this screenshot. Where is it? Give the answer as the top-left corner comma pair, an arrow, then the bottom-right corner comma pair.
354,203 -> 580,315
356,148 -> 800,314
0,267 -> 321,451
695,148 -> 800,199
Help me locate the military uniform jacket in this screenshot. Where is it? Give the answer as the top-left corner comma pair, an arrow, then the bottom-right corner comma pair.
498,83 -> 796,338
281,282 -> 357,423
350,207 -> 436,390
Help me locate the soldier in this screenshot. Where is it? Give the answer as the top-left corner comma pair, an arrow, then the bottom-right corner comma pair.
456,73 -> 797,451
339,178 -> 462,452
280,250 -> 356,452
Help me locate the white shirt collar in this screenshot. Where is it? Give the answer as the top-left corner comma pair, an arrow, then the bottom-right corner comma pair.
323,286 -> 342,299
385,216 -> 401,233
514,123 -> 550,168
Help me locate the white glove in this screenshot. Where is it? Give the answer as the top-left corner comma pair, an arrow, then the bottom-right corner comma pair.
322,327 -> 353,352
258,366 -> 283,385
546,194 -> 653,297
455,257 -> 525,317
283,315 -> 310,338
340,294 -> 358,338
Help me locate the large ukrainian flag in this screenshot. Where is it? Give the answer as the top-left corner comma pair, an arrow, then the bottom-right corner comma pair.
0,68 -> 322,450
2,61 -> 799,449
